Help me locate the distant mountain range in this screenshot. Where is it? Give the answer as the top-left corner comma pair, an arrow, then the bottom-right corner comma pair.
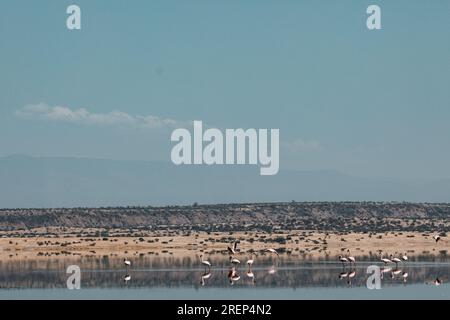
0,155 -> 450,208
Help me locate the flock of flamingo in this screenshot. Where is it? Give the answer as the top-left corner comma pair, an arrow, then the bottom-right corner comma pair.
337,249 -> 410,285
121,242 -> 280,286
120,234 -> 445,287
199,242 -> 280,286
333,235 -> 444,287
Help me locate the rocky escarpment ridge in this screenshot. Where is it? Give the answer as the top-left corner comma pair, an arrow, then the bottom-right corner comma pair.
1,202 -> 450,233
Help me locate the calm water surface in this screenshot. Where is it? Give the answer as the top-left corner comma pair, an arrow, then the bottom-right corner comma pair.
0,254 -> 449,299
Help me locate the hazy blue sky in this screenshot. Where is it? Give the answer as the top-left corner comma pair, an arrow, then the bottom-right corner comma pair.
1,0 -> 449,179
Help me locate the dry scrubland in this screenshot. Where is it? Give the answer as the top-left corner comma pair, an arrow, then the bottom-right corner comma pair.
0,202 -> 449,260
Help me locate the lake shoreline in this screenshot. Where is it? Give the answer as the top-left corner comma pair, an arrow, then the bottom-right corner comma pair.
0,229 -> 446,261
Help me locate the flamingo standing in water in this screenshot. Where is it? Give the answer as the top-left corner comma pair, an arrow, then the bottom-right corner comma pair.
380,252 -> 392,266
246,254 -> 254,268
200,254 -> 211,272
338,255 -> 349,268
266,248 -> 279,267
230,256 -> 241,266
401,253 -> 408,262
245,253 -> 256,284
347,249 -> 356,266
391,255 -> 402,268
124,259 -> 131,271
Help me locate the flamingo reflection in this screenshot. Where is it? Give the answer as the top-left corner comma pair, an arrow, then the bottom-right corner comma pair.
402,272 -> 408,284
427,277 -> 443,286
347,269 -> 356,286
380,266 -> 392,280
200,271 -> 212,287
267,265 -> 277,275
228,267 -> 240,285
266,248 -> 279,266
246,270 -> 256,285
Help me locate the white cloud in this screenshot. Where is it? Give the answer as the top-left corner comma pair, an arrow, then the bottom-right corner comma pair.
16,103 -> 188,129
283,138 -> 322,152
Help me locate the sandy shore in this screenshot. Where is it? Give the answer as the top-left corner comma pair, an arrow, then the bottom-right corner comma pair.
0,229 -> 447,261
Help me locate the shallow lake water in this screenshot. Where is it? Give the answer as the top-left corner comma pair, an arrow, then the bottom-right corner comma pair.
0,254 -> 449,299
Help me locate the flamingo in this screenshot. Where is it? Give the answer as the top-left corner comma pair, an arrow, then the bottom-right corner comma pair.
124,258 -> 131,271
246,254 -> 254,268
228,242 -> 238,255
380,252 -> 391,266
338,255 -> 348,268
347,249 -> 356,266
230,256 -> 241,265
391,255 -> 402,268
200,254 -> 211,272
266,248 -> 279,266
266,248 -> 279,256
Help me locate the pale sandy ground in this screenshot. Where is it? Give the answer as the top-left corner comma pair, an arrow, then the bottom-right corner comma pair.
0,230 -> 447,261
